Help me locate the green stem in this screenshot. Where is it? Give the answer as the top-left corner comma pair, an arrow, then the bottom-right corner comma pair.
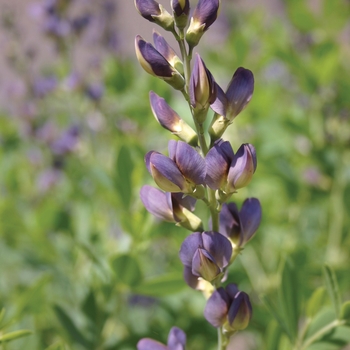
299,319 -> 346,350
217,327 -> 225,350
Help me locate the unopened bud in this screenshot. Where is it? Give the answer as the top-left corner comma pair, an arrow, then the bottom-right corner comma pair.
171,0 -> 190,29
134,0 -> 174,31
149,91 -> 197,145
135,35 -> 185,90
186,0 -> 220,48
189,53 -> 216,122
226,144 -> 257,193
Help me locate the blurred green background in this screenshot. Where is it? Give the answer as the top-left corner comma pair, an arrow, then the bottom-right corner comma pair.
0,0 -> 350,349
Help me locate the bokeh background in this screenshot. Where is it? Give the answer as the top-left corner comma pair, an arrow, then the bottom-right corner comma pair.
0,0 -> 350,349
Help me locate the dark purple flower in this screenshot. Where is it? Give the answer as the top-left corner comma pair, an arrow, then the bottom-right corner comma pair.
220,198 -> 262,247
204,283 -> 252,331
140,185 -> 202,231
137,326 -> 186,350
85,82 -> 104,101
186,0 -> 220,47
179,231 -> 232,288
135,35 -> 184,90
145,140 -> 206,193
211,67 -> 254,121
189,54 -> 216,120
149,91 -> 197,145
205,140 -> 257,193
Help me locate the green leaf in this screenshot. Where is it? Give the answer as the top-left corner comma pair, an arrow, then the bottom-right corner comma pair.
53,305 -> 91,348
82,290 -> 98,324
265,320 -> 282,350
323,265 -> 341,318
261,294 -> 291,340
340,301 -> 350,323
115,145 -> 134,208
0,330 -> 32,343
110,254 -> 142,287
134,272 -> 185,297
0,308 -> 5,326
306,287 -> 327,318
305,307 -> 336,340
278,257 -> 299,342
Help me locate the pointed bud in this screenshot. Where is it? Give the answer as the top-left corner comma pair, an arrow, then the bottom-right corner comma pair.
189,54 -> 216,122
226,144 -> 257,193
135,36 -> 185,90
134,0 -> 174,31
149,91 -> 197,145
227,291 -> 252,331
225,67 -> 254,120
171,0 -> 190,29
186,0 -> 220,48
153,31 -> 183,74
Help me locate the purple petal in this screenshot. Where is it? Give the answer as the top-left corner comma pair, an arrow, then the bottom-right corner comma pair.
135,0 -> 161,22
179,232 -> 203,267
201,231 -> 232,269
172,193 -> 196,212
193,0 -> 220,31
140,185 -> 174,222
225,67 -> 254,119
167,327 -> 186,350
183,265 -> 200,289
210,82 -> 228,116
137,338 -> 168,350
225,283 -> 240,300
227,291 -> 252,330
153,31 -> 177,63
219,203 -> 241,240
204,287 -> 230,327
173,141 -> 206,184
239,198 -> 262,243
205,140 -> 234,189
191,248 -> 220,281
150,152 -> 186,192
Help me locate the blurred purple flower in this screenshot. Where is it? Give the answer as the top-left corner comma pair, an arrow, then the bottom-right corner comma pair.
36,168 -> 62,193
179,231 -> 232,288
33,75 -> 57,98
137,326 -> 186,350
71,15 -> 91,34
51,125 -> 79,155
220,198 -> 262,247
85,82 -> 104,101
43,15 -> 70,37
145,140 -> 206,193
204,283 -> 252,331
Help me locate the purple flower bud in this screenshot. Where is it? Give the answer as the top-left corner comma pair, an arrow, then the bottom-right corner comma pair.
153,31 -> 183,74
189,54 -> 216,120
205,140 -> 234,190
145,141 -> 206,194
186,0 -> 220,48
179,231 -> 232,287
227,143 -> 257,192
204,283 -> 252,331
209,68 -> 254,143
137,327 -> 186,350
171,0 -> 190,29
33,75 -> 57,98
149,91 -> 197,145
85,82 -> 104,101
220,198 -> 261,247
140,185 -> 202,231
135,36 -> 185,90
171,0 -> 190,17
134,0 -> 174,31
134,0 -> 161,22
